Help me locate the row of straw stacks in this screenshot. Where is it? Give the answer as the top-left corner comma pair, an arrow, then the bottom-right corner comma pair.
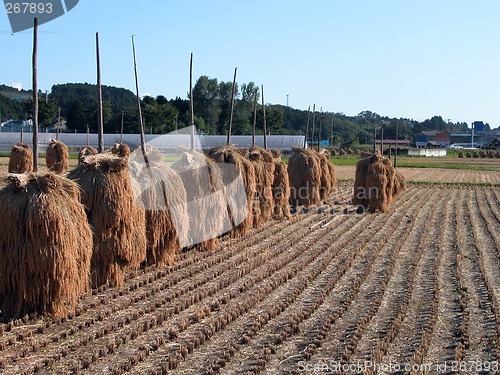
8,140 -> 69,174
0,141 -> 341,320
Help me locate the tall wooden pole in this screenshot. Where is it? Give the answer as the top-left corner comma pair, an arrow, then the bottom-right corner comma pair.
330,115 -> 334,146
262,85 -> 267,150
226,67 -> 237,146
252,90 -> 258,147
120,111 -> 124,144
373,126 -> 377,154
318,110 -> 322,151
56,106 -> 60,141
96,32 -> 104,152
32,17 -> 39,172
380,126 -> 384,153
131,35 -> 148,164
394,122 -> 399,168
189,53 -> 195,150
311,104 -> 316,151
304,106 -> 310,148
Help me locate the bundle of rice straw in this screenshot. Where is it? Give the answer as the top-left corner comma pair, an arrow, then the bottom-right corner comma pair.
271,150 -> 291,220
46,139 -> 69,174
67,153 -> 147,287
129,145 -> 189,266
207,145 -> 256,238
110,143 -> 131,159
319,148 -> 337,195
287,146 -> 321,207
315,149 -> 332,200
8,143 -> 33,173
353,151 -> 399,212
77,146 -> 98,164
171,149 -> 229,251
0,172 -> 92,319
247,147 -> 275,227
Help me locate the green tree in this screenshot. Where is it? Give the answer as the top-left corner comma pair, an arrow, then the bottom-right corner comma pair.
143,97 -> 178,133
0,94 -> 25,120
23,98 -> 60,130
193,76 -> 220,130
217,80 -> 237,135
66,99 -> 89,132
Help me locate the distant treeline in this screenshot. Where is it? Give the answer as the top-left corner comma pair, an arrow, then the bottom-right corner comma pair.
0,80 -> 474,147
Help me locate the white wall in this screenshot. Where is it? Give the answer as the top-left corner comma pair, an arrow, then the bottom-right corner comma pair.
408,148 -> 447,157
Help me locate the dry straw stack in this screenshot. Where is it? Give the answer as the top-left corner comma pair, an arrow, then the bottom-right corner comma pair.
207,145 -> 256,238
110,143 -> 131,158
78,146 -> 98,164
271,150 -> 291,220
287,146 -> 322,207
0,172 -> 93,319
46,139 -> 69,174
353,151 -> 406,212
172,150 -> 227,252
129,145 -> 189,266
248,147 -> 275,228
67,152 -> 147,288
317,148 -> 337,198
8,143 -> 33,173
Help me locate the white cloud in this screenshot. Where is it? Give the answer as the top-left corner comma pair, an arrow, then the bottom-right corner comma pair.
11,82 -> 22,91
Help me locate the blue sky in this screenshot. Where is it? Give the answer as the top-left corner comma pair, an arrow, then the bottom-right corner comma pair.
1,1 -> 500,128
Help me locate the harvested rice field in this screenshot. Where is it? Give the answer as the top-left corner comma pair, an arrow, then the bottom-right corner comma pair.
1,157 -> 500,374
336,165 -> 500,185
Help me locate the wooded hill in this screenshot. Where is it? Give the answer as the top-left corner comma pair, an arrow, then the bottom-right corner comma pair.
0,80 -> 474,148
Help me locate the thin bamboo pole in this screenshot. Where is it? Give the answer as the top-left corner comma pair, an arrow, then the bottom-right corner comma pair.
330,115 -> 334,146
252,90 -> 258,147
304,105 -> 310,148
56,106 -> 60,141
318,109 -> 322,151
394,122 -> 399,168
131,35 -> 148,164
226,67 -> 237,145
189,53 -> 195,150
32,17 -> 39,172
380,126 -> 384,153
96,32 -> 104,152
311,104 -> 316,150
120,111 -> 124,144
262,85 -> 267,150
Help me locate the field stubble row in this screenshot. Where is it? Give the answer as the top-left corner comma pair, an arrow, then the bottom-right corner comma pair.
0,166 -> 499,373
